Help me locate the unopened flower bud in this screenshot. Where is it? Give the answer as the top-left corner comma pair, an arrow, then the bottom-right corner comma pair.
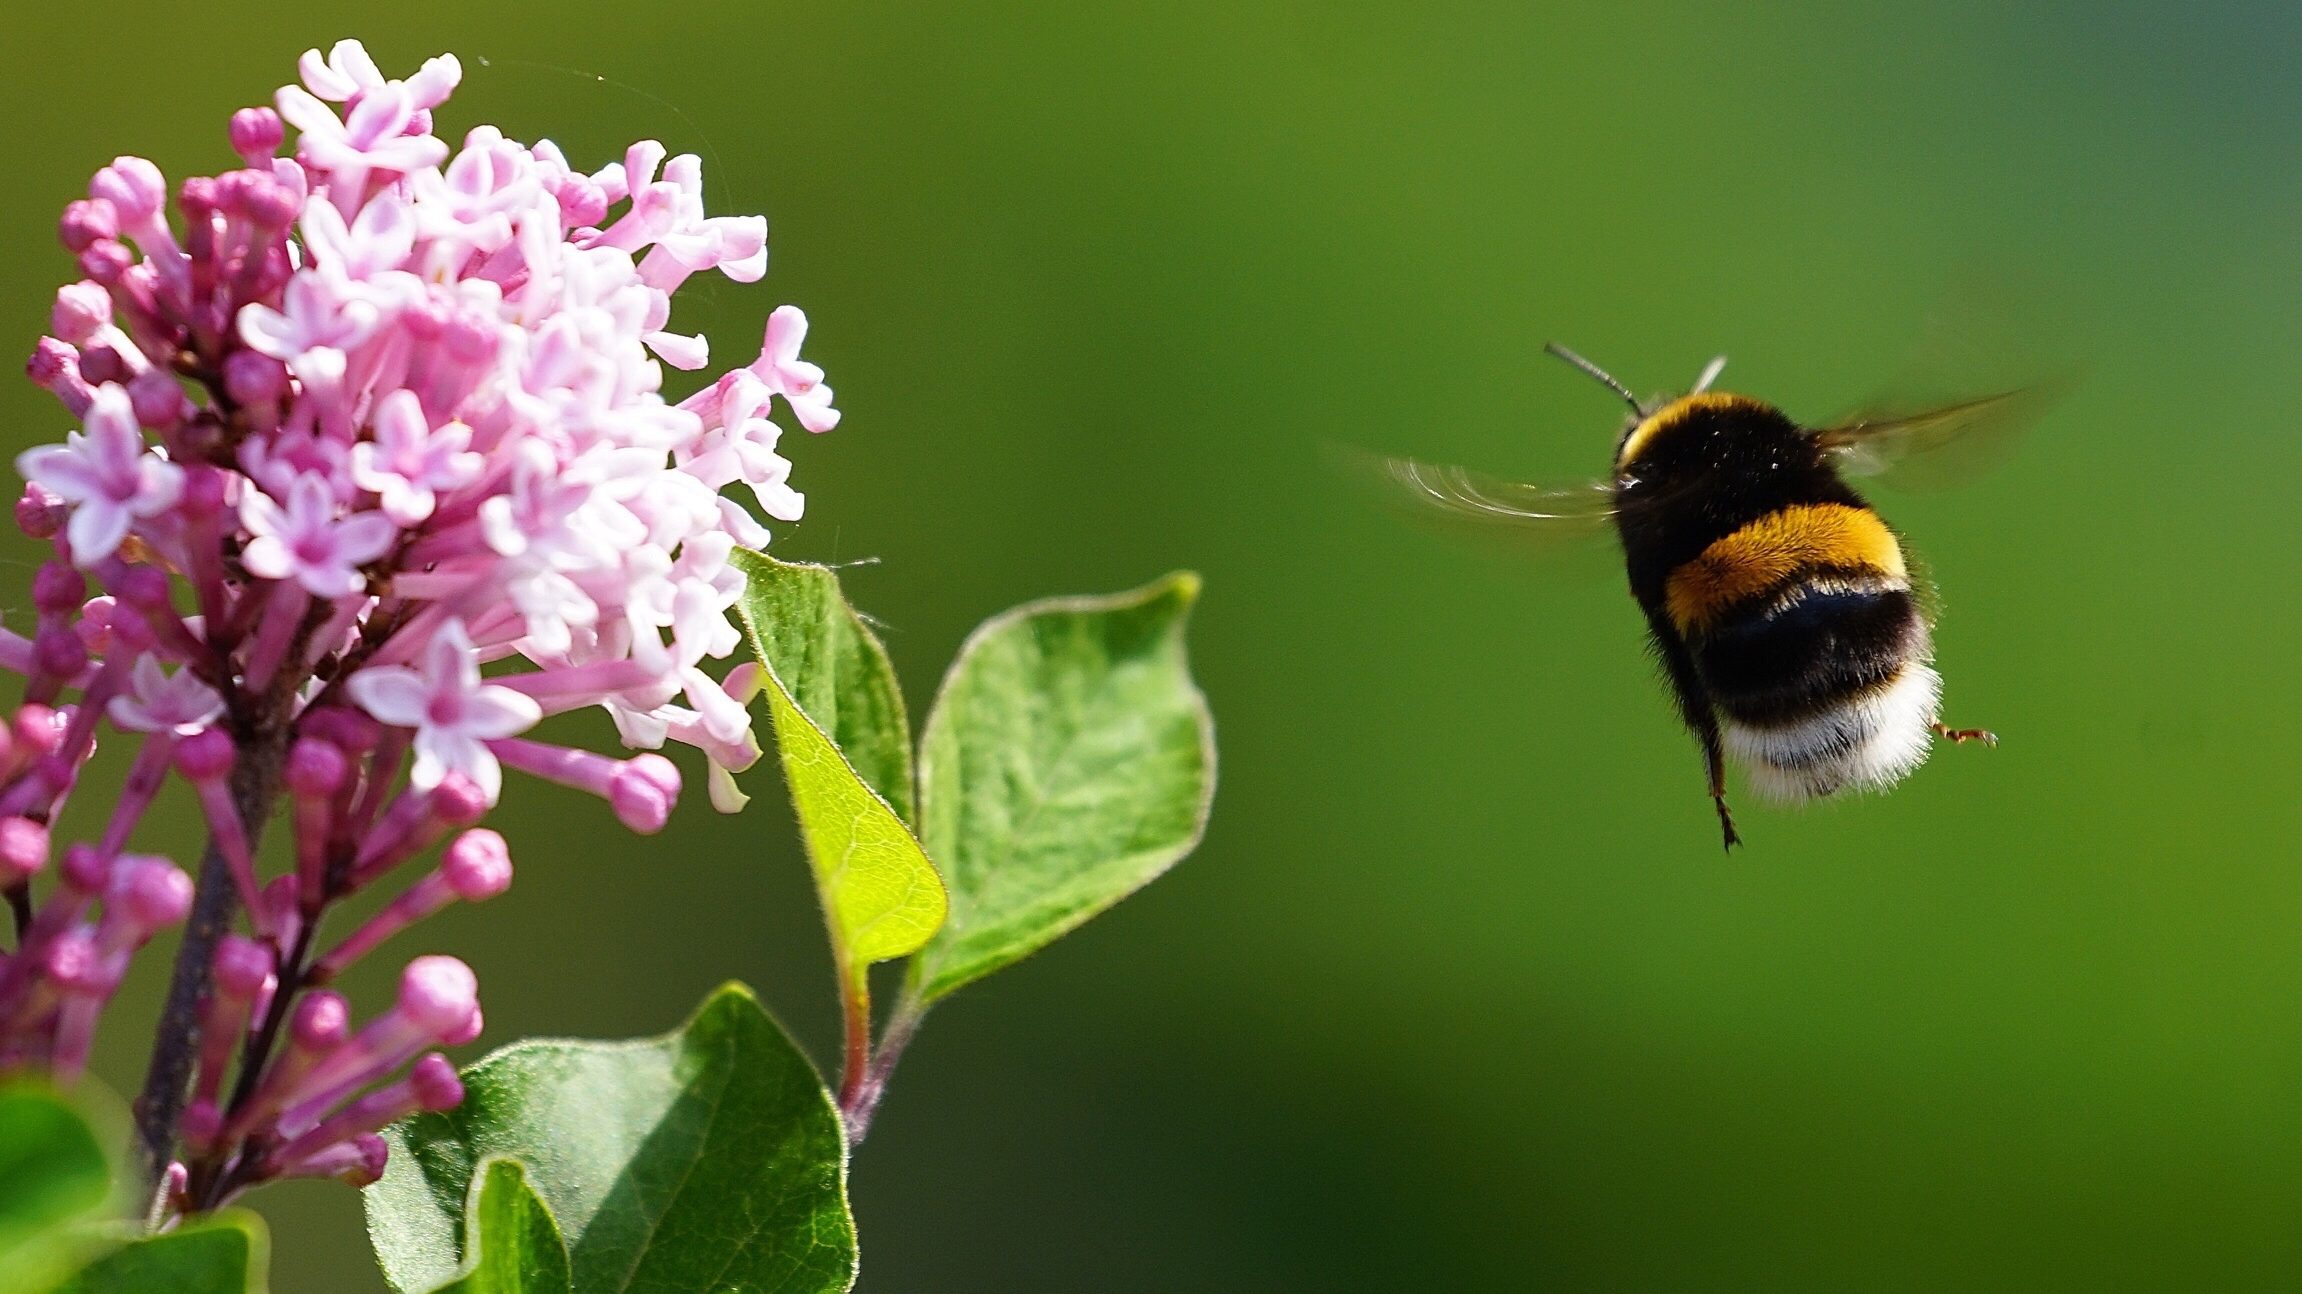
109,857 -> 193,932
430,774 -> 489,828
58,199 -> 118,252
59,843 -> 108,894
292,990 -> 350,1051
16,483 -> 67,539
441,830 -> 511,901
286,738 -> 349,797
609,755 -> 680,834
14,706 -> 65,759
32,564 -> 85,615
214,934 -> 274,1000
222,351 -> 288,407
90,157 -> 166,223
408,1053 -> 464,1111
0,817 -> 50,884
397,956 -> 479,1038
230,108 -> 285,164
174,728 -> 234,782
50,282 -> 111,344
34,627 -> 88,680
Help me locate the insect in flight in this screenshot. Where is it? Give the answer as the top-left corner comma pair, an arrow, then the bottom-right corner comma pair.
1381,344 -> 2040,851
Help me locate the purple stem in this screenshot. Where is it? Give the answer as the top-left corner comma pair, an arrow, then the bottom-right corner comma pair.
129,725 -> 286,1224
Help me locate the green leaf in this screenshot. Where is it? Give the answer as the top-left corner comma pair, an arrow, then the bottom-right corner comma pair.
53,1212 -> 268,1294
366,983 -> 856,1294
0,1082 -> 114,1291
730,549 -> 947,980
422,1160 -> 571,1294
727,548 -> 915,820
909,572 -> 1216,1003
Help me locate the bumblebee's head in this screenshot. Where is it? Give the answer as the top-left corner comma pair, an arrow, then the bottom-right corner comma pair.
1615,392 -> 1774,473
1545,345 -> 1749,478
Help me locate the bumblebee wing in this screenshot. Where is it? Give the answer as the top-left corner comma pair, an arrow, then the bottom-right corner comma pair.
1811,382 -> 2062,488
1359,452 -> 1622,549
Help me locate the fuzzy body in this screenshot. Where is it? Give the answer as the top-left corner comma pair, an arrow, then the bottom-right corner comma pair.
1611,394 -> 1939,804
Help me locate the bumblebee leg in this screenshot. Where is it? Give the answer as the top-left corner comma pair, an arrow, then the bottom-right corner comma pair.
1930,722 -> 1997,746
1646,614 -> 1741,853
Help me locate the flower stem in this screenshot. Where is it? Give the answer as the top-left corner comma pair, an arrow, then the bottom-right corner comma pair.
129,727 -> 286,1225
839,991 -> 927,1147
834,969 -> 871,1124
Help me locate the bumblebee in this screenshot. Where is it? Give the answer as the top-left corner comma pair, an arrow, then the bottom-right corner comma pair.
1384,345 -> 2038,851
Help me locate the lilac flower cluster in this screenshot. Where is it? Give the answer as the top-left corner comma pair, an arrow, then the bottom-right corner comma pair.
0,40 -> 834,1213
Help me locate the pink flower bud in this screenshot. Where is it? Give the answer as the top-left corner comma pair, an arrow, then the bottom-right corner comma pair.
0,817 -> 50,884
235,185 -> 300,241
286,738 -> 349,797
32,564 -> 86,615
440,830 -> 511,901
16,483 -> 67,539
45,929 -> 100,992
174,728 -> 234,782
397,955 -> 479,1038
76,240 -> 134,285
14,706 -> 65,759
214,934 -> 274,999
35,627 -> 88,680
222,351 -> 288,407
90,157 -> 166,223
312,1134 -> 391,1186
110,857 -> 193,931
74,596 -> 116,653
409,1052 -> 464,1110
76,346 -> 128,387
300,707 -> 380,755
430,774 -> 489,828
230,108 -> 285,165
59,843 -> 108,894
50,282 -> 111,345
293,990 -> 351,1051
443,1005 -> 485,1047
128,368 -> 185,431
58,199 -> 118,252
609,754 -> 680,834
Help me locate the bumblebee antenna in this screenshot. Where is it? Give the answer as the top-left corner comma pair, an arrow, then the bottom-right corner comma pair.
1691,354 -> 1728,394
1543,342 -> 1645,418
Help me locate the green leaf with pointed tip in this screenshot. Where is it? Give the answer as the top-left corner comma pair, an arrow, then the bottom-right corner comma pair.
366,983 -> 856,1294
421,1160 -> 571,1294
730,549 -> 947,977
909,572 -> 1216,1003
53,1212 -> 268,1294
0,1082 -> 114,1292
728,548 -> 914,820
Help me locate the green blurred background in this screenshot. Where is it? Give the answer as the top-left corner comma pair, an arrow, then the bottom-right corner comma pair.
6,1 -> 2301,1288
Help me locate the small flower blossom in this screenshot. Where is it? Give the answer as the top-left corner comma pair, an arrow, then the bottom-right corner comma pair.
107,656 -> 225,735
15,384 -> 183,564
346,620 -> 543,803
2,38 -> 838,1215
239,477 -> 397,597
347,391 -> 481,525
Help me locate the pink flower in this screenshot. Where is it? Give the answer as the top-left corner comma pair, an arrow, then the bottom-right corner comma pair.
346,620 -> 542,803
750,306 -> 840,433
239,477 -> 396,598
107,656 -> 225,736
15,384 -> 184,564
348,391 -> 482,525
